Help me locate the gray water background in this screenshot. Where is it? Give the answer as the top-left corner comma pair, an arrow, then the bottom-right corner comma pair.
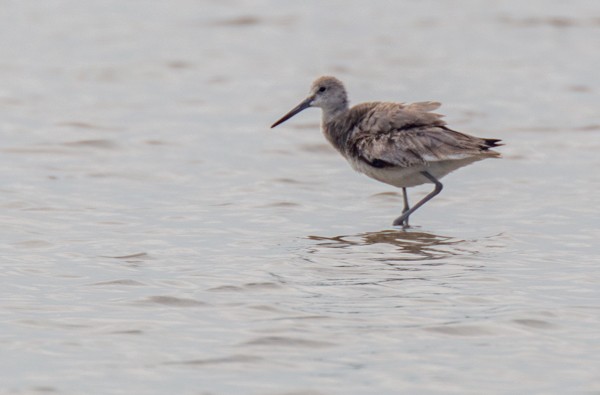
1,1 -> 599,394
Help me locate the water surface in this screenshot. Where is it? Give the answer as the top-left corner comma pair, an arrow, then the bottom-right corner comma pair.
1,1 -> 599,394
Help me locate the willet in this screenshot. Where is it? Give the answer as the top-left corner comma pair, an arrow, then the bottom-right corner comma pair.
271,76 -> 502,227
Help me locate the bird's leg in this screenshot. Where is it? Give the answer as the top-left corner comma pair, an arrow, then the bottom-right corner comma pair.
393,171 -> 443,227
402,187 -> 410,213
400,187 -> 410,227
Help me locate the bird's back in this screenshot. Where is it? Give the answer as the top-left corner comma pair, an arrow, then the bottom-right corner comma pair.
322,101 -> 501,187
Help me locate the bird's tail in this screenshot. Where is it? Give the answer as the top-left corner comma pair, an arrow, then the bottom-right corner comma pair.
483,138 -> 503,148
480,138 -> 503,157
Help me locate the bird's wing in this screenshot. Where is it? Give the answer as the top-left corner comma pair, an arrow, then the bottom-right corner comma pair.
354,101 -> 445,132
349,102 -> 499,168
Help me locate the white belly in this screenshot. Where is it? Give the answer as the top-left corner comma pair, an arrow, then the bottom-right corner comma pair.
349,157 -> 486,188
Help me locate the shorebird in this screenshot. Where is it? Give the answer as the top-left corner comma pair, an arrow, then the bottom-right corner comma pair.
271,76 -> 502,227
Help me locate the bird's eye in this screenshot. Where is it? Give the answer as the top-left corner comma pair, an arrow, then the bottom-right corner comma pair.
318,86 -> 326,93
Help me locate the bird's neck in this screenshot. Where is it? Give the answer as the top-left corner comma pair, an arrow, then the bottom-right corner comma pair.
320,102 -> 349,124
321,105 -> 351,155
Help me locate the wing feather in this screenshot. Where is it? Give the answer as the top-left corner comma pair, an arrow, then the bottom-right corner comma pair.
347,102 -> 500,168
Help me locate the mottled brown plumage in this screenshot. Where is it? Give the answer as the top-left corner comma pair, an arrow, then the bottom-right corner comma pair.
271,76 -> 502,227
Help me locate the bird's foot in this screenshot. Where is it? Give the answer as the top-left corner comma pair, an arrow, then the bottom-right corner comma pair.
392,217 -> 410,228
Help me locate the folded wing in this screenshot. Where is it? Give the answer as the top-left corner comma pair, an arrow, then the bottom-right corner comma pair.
349,102 -> 501,168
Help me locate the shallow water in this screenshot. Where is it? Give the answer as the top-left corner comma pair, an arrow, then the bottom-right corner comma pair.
1,1 -> 600,394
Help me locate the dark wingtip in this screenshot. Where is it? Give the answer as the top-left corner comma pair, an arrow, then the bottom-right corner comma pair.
484,138 -> 504,148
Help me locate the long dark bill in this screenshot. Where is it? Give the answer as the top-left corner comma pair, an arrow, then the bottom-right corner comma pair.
270,96 -> 313,128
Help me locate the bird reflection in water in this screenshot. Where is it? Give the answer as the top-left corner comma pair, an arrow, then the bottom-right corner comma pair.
307,230 -> 473,262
